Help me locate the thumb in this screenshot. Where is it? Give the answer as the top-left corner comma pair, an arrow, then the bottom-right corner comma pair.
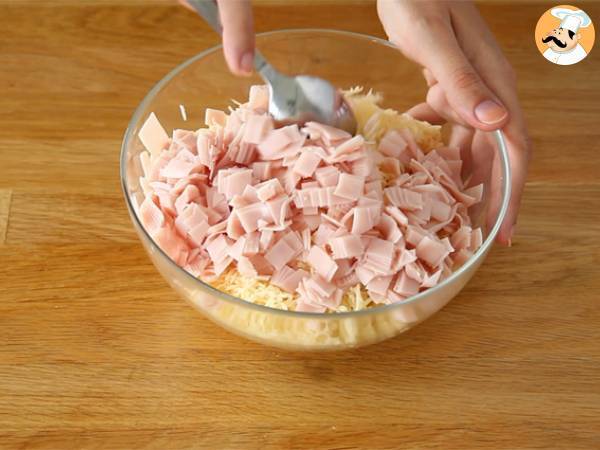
217,0 -> 255,76
437,60 -> 509,131
388,16 -> 508,131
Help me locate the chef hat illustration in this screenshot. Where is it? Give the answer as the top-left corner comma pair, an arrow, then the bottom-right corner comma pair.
551,8 -> 592,34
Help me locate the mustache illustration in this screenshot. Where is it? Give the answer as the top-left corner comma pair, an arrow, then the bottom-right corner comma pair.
542,35 -> 567,48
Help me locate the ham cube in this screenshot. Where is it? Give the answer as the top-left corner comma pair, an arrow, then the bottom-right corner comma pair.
248,85 -> 269,111
293,150 -> 322,178
255,178 -> 284,202
205,108 -> 227,127
271,265 -> 308,293
329,235 -> 364,259
139,112 -> 169,155
393,270 -> 420,297
243,114 -> 274,144
334,173 -> 365,200
378,129 -> 408,159
416,236 -> 449,268
307,246 -> 338,282
237,203 -> 265,233
264,237 -> 296,271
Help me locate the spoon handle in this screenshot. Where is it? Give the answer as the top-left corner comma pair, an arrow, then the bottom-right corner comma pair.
183,0 -> 280,84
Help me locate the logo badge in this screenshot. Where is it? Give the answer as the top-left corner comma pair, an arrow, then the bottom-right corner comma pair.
535,5 -> 595,65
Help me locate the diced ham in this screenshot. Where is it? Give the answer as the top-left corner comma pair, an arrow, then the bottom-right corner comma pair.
378,130 -> 408,159
416,236 -> 449,268
293,150 -> 322,178
255,178 -> 284,202
307,246 -> 338,282
138,85 -> 486,313
271,265 -> 308,293
217,168 -> 253,200
251,161 -> 273,181
139,112 -> 169,155
376,214 -> 403,244
243,114 -> 274,144
248,85 -> 269,111
367,275 -> 393,297
315,166 -> 340,187
263,231 -> 302,271
139,197 -> 164,236
174,184 -> 200,215
257,125 -> 304,160
303,121 -> 351,145
333,135 -> 365,157
393,270 -> 420,297
160,158 -> 196,179
205,108 -> 227,127
334,173 -> 365,201
329,235 -> 364,259
384,186 -> 423,211
237,203 -> 265,233
205,234 -> 231,264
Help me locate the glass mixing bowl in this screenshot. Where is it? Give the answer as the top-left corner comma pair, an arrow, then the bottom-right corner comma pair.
121,29 -> 510,351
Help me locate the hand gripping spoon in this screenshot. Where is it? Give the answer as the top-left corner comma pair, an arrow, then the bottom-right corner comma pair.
182,0 -> 357,134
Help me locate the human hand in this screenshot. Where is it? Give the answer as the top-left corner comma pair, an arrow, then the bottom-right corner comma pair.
378,0 -> 530,245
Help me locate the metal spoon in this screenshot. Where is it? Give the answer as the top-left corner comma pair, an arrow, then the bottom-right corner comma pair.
182,0 -> 357,134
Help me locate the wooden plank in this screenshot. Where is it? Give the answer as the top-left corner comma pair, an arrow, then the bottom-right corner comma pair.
0,189 -> 12,244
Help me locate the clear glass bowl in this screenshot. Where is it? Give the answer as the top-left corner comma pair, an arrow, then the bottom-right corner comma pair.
121,29 -> 510,351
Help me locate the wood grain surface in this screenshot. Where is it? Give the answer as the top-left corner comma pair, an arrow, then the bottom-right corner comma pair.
1,1 -> 599,449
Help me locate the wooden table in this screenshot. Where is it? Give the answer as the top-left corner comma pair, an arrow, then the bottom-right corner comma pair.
1,1 -> 599,448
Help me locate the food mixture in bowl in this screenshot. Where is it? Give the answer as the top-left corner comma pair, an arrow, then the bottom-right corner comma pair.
136,86 -> 483,313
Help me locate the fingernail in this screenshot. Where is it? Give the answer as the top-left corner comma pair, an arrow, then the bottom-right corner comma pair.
474,100 -> 508,125
240,52 -> 254,75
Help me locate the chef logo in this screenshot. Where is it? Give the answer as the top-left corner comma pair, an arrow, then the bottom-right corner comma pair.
535,5 -> 595,65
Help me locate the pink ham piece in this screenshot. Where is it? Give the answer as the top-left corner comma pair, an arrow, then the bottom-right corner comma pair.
243,114 -> 273,145
307,246 -> 338,282
293,150 -> 322,178
205,108 -> 227,128
139,197 -> 165,236
174,184 -> 200,215
303,121 -> 351,145
329,234 -> 364,259
217,168 -> 253,200
255,178 -> 284,202
160,158 -> 196,179
248,85 -> 269,111
363,238 -> 394,274
264,232 -> 302,271
378,130 -> 408,159
136,85 -> 486,313
416,236 -> 450,268
271,265 -> 309,293
315,166 -> 340,187
236,203 -> 265,233
367,275 -> 393,297
393,270 -> 420,297
257,125 -> 304,160
334,173 -> 365,201
139,112 -> 169,155
384,186 -> 423,211
351,205 -> 381,235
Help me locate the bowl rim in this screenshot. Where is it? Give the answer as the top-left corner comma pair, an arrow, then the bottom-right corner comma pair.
120,28 -> 512,318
